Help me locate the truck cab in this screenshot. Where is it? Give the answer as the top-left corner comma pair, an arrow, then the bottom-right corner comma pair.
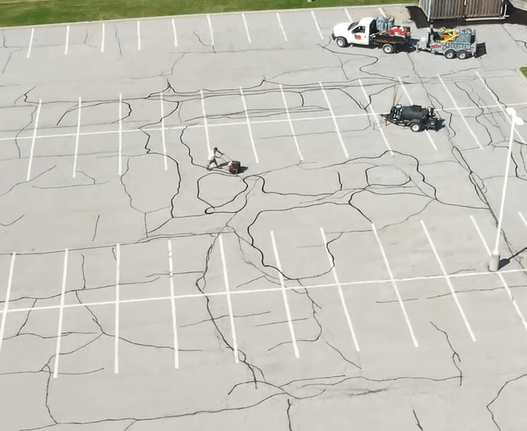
332,17 -> 375,47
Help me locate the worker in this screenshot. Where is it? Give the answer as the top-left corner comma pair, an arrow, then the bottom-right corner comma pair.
207,147 -> 224,170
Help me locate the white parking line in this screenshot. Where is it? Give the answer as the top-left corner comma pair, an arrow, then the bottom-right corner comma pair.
5,99 -> 527,146
359,79 -> 394,156
311,11 -> 324,40
114,244 -> 120,374
239,87 -> 259,163
72,97 -> 82,178
137,21 -> 141,51
470,215 -> 527,335
476,71 -> 526,142
53,249 -> 69,379
207,15 -> 215,46
270,231 -> 300,358
398,77 -> 438,151
200,89 -> 211,154
276,13 -> 288,41
437,74 -> 482,150
7,265 -> 527,317
171,18 -> 177,47
0,111 -> 376,143
27,28 -> 34,58
520,212 -> 527,229
344,8 -> 352,21
279,84 -> 303,161
319,81 -> 349,158
371,224 -> 419,347
421,220 -> 476,342
378,7 -> 387,17
320,228 -> 360,351
26,99 -> 42,182
101,23 -> 105,53
64,25 -> 70,55
118,94 -> 123,176
167,240 -> 179,369
0,253 -> 16,365
242,13 -> 252,44
160,93 -> 168,171
219,236 -> 239,363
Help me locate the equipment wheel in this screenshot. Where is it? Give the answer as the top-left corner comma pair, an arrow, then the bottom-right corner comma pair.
382,43 -> 395,54
335,37 -> 348,48
457,50 -> 468,60
444,49 -> 456,59
410,122 -> 422,133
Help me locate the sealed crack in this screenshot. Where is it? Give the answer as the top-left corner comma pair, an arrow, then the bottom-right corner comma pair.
431,322 -> 463,386
286,399 -> 294,431
413,409 -> 424,430
487,374 -> 527,431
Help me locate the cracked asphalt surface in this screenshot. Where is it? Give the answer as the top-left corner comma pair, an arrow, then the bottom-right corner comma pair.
1,4 -> 527,431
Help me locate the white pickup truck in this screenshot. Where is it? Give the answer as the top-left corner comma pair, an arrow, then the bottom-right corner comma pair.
332,16 -> 411,54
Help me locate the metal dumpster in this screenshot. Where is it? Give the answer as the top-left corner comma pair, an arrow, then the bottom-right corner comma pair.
419,0 -> 507,20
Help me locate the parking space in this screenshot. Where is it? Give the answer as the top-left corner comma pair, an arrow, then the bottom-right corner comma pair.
241,12 -> 289,48
288,117 -> 347,161
203,91 -> 248,126
243,85 -> 290,124
64,24 -> 88,53
112,20 -> 142,53
399,278 -> 474,345
276,10 -> 327,46
118,300 -> 177,371
209,13 -> 253,51
251,120 -> 302,164
168,15 -> 213,52
309,8 -> 350,35
138,18 -> 175,53
427,77 -> 492,150
31,25 -> 64,49
3,3 -> 527,431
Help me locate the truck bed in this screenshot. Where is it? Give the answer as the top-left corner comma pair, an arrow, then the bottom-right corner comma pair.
370,33 -> 409,45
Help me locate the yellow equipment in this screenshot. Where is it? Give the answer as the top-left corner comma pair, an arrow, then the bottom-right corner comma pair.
441,29 -> 459,42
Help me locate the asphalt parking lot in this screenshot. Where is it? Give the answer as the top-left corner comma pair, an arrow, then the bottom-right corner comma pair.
1,4 -> 527,430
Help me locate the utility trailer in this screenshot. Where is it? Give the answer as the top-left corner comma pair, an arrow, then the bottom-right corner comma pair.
332,16 -> 411,54
381,104 -> 442,132
417,27 -> 479,59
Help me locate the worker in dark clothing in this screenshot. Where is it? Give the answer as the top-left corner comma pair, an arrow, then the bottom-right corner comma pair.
207,147 -> 224,170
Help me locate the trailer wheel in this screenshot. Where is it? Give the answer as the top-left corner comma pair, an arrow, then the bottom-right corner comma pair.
382,44 -> 395,54
410,123 -> 422,133
457,50 -> 468,60
335,37 -> 348,48
444,49 -> 456,59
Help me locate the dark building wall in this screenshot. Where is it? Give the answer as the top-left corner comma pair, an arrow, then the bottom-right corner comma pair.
419,0 -> 506,20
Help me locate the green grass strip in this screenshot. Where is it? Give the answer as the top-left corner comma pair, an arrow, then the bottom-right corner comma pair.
0,0 -> 416,28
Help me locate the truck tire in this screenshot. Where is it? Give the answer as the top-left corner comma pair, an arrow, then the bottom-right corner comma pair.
444,49 -> 456,59
382,44 -> 394,54
410,122 -> 422,133
457,50 -> 468,60
336,37 -> 348,48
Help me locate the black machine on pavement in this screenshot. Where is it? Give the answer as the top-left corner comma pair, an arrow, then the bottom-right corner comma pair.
220,153 -> 241,175
381,104 -> 442,132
